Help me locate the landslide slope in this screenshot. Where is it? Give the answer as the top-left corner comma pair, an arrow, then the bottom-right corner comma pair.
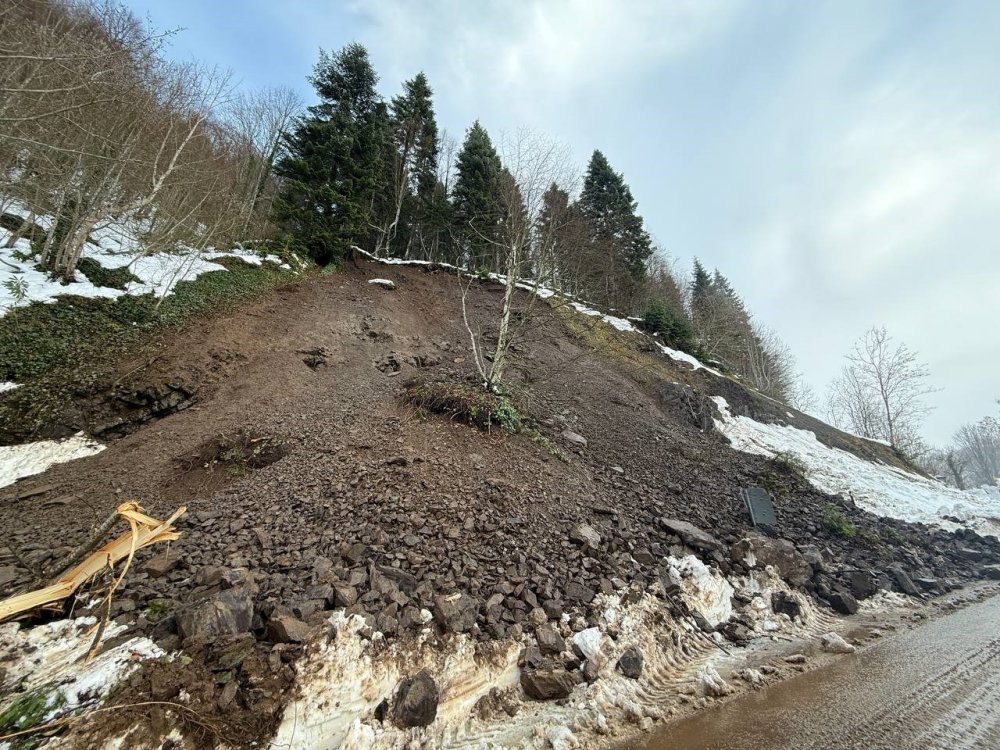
1,259 -> 997,745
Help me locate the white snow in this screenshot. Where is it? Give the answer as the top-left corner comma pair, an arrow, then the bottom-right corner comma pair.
367,278 -> 395,289
0,204 -> 296,317
711,396 -> 1000,537
656,342 -> 722,376
0,617 -> 162,732
0,381 -> 19,393
0,432 -> 105,489
664,555 -> 734,627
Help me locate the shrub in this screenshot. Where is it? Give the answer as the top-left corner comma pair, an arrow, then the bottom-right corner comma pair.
823,504 -> 858,539
403,380 -> 521,433
771,451 -> 808,480
75,257 -> 141,290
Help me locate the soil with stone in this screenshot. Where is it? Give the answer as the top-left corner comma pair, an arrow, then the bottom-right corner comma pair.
2,261 -> 999,748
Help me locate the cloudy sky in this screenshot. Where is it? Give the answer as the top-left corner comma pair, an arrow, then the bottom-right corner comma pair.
125,0 -> 1000,444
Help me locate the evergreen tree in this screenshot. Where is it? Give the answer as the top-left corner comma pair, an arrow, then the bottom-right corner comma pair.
273,43 -> 384,265
578,150 -> 653,309
452,121 -> 503,269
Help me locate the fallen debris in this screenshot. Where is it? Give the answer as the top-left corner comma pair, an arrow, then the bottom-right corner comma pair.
368,278 -> 396,289
0,502 -> 185,623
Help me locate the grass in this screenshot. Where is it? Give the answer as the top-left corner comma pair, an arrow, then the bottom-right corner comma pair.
0,258 -> 309,438
771,451 -> 808,480
403,380 -> 522,433
0,687 -> 64,737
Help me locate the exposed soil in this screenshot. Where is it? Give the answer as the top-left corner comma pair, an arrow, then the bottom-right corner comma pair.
1,261 -> 998,748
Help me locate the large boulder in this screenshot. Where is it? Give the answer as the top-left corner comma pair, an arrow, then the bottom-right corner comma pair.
849,570 -> 878,600
660,519 -> 721,551
827,591 -> 859,615
393,670 -> 439,728
730,534 -> 810,587
433,592 -> 479,633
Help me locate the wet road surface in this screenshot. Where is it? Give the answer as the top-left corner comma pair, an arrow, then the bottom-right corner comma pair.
640,592 -> 1000,750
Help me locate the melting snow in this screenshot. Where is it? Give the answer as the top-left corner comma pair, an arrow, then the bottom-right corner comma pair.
0,381 -> 19,393
711,396 -> 1000,537
0,432 -> 105,489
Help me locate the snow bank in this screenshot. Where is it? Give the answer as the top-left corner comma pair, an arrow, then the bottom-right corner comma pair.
0,382 -> 20,393
711,396 -> 1000,537
0,432 -> 105,489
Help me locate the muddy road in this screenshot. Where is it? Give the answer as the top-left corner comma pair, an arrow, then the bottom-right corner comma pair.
639,591 -> 1000,750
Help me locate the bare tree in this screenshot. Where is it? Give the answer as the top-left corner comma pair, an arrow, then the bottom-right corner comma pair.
826,326 -> 937,451
460,130 -> 576,392
953,410 -> 1000,487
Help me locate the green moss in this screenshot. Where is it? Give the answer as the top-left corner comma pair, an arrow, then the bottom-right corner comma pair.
0,687 -> 64,734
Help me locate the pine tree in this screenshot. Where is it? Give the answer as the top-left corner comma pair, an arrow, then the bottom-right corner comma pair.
273,43 -> 385,265
578,150 -> 653,309
452,121 -> 503,269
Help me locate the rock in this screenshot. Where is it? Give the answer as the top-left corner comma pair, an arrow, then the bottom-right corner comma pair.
393,670 -> 439,728
564,581 -> 596,603
560,429 -> 588,449
661,519 -> 721,551
332,583 -> 358,607
889,566 -> 921,597
980,565 -> 1000,581
266,613 -> 312,644
176,587 -> 254,640
570,524 -> 601,550
736,668 -> 766,688
521,667 -> 579,700
913,577 -> 940,593
535,623 -> 565,655
616,647 -> 643,679
820,632 -> 856,654
784,654 -> 807,664
828,591 -> 859,615
771,591 -> 802,620
731,534 -> 810,587
850,570 -> 878,600
0,566 -> 19,587
433,592 -> 479,633
956,547 -> 986,562
800,545 -> 826,572
144,549 -> 182,578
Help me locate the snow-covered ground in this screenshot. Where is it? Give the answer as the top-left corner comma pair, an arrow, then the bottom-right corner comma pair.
0,204 -> 294,317
711,396 -> 1000,537
0,432 -> 105,489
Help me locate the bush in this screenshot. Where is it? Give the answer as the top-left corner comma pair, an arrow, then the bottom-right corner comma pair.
771,451 -> 808,480
403,380 -> 521,433
823,504 -> 858,539
76,257 -> 141,290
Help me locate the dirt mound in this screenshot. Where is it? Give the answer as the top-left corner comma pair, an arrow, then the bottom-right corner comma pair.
1,261 -> 998,748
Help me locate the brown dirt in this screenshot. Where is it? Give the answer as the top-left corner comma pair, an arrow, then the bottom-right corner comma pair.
1,260 -> 998,748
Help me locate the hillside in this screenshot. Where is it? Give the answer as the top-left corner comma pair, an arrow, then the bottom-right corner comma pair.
1,259 -> 998,749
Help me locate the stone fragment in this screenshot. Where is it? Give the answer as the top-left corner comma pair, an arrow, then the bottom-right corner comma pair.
267,613 -> 312,644
828,591 -> 859,615
850,570 -> 878,600
661,519 -> 721,551
520,667 -> 579,700
433,592 -> 479,633
570,524 -> 601,550
176,587 -> 254,640
616,647 -> 643,679
560,430 -> 588,448
535,623 -> 565,655
144,549 -> 182,578
820,632 -> 856,654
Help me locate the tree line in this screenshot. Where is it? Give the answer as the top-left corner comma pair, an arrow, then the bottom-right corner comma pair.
0,0 -> 301,280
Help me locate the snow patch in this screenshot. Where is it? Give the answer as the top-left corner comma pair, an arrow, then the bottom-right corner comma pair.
657,343 -> 722,376
664,555 -> 734,627
0,381 -> 20,393
711,396 -> 1000,537
367,278 -> 395,289
0,432 -> 105,489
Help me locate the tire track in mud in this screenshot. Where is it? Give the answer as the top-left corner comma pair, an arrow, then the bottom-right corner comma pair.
640,592 -> 1000,750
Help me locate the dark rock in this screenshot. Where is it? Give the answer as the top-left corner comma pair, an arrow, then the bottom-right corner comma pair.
850,570 -> 878,600
560,430 -> 588,449
0,566 -> 19,587
433,592 -> 479,633
771,591 -> 802,620
828,591 -> 859,615
393,670 -> 439,728
332,583 -> 358,607
535,623 -> 565,655
956,547 -> 986,562
582,660 -> 599,683
521,667 -> 579,700
661,519 -> 721,551
144,549 -> 182,578
616,647 -> 643,679
980,565 -> 1000,581
913,577 -> 940,593
564,581 -> 596,603
176,587 -> 254,640
889,566 -> 921,596
520,644 -> 543,668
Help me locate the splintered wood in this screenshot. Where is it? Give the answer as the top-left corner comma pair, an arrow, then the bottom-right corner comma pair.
0,502 -> 185,622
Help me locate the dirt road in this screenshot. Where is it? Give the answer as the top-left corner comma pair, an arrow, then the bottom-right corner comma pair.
640,591 -> 1000,750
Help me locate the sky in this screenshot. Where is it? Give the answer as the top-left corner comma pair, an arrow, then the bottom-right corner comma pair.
124,0 -> 1000,444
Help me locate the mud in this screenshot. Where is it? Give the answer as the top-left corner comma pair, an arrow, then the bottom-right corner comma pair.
636,587 -> 1000,750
